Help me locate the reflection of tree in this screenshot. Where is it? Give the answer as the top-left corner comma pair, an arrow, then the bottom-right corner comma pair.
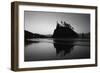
53,39 -> 75,56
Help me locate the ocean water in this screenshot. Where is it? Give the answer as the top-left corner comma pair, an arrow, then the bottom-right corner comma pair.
24,38 -> 90,61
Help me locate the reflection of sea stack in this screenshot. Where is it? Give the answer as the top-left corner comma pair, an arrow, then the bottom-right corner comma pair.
53,21 -> 78,38
54,41 -> 74,56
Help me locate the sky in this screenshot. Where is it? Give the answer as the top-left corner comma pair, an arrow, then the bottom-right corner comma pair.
24,11 -> 90,35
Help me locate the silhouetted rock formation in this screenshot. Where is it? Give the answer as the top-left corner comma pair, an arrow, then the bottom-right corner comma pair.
53,21 -> 78,38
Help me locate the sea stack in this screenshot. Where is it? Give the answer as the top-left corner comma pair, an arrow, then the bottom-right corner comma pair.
52,21 -> 78,38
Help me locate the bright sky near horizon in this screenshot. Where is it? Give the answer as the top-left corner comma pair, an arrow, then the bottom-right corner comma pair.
24,11 -> 90,35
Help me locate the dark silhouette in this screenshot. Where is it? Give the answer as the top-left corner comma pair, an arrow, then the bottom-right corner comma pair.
52,21 -> 77,57
78,32 -> 90,39
25,30 -> 35,39
25,30 -> 50,39
53,21 -> 78,38
25,30 -> 47,45
53,39 -> 75,56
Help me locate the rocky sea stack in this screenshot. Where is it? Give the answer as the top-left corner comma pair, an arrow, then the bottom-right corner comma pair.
53,21 -> 78,38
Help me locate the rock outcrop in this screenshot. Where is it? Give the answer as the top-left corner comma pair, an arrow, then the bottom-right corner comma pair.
53,21 -> 78,38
